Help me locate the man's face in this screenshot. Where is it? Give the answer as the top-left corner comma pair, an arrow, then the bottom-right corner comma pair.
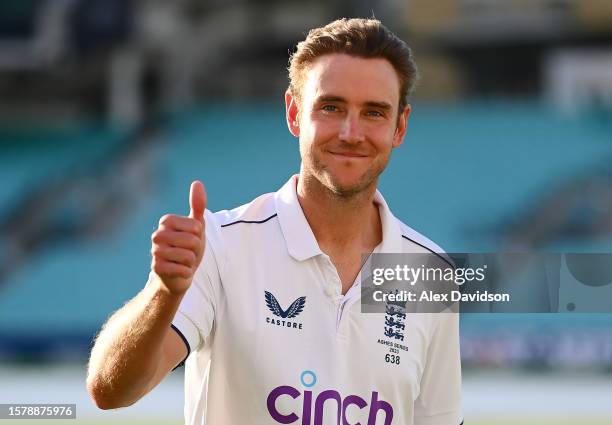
286,53 -> 410,197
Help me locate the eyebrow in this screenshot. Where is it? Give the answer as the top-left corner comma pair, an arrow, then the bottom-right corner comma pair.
314,95 -> 393,111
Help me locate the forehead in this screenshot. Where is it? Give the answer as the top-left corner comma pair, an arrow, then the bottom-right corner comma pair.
301,54 -> 401,107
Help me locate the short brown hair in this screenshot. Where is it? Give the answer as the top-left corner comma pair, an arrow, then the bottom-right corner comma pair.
288,18 -> 418,113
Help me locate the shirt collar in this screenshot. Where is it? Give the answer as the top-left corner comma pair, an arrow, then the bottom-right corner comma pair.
274,175 -> 403,261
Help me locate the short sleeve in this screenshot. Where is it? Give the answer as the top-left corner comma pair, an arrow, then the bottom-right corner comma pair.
170,211 -> 223,361
414,312 -> 463,425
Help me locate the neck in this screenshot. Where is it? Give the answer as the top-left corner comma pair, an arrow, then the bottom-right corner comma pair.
296,171 -> 382,253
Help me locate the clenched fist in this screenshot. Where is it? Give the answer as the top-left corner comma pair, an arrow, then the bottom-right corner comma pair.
151,181 -> 206,295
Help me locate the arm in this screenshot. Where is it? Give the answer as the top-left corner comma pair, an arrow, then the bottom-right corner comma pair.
86,181 -> 207,409
86,277 -> 188,409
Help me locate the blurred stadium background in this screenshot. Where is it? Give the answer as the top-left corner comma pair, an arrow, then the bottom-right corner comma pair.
1,0 -> 612,423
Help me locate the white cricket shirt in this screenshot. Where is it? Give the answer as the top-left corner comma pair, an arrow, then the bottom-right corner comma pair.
170,175 -> 463,425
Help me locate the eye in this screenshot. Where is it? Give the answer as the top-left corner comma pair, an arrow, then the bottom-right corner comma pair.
321,104 -> 338,112
366,110 -> 384,117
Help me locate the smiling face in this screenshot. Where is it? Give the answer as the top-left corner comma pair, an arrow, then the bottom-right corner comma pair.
286,54 -> 411,198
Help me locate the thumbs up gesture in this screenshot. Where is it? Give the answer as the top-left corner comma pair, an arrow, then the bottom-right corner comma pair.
151,181 -> 207,295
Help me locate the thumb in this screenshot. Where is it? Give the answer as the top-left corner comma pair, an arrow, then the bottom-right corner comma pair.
189,180 -> 206,223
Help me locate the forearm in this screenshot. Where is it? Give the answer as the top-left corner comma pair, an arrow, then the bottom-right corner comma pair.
86,276 -> 184,409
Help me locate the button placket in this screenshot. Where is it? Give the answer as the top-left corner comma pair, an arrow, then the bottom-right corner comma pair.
321,254 -> 342,301
318,255 -> 350,337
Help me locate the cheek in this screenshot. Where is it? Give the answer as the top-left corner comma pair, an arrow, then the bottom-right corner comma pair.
298,137 -> 310,161
298,133 -> 319,165
370,126 -> 397,150
308,118 -> 338,142
308,110 -> 345,133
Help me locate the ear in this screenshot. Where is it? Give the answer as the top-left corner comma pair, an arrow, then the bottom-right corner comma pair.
285,90 -> 300,137
392,104 -> 411,148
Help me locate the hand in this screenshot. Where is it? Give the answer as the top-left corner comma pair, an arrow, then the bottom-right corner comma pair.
150,181 -> 206,295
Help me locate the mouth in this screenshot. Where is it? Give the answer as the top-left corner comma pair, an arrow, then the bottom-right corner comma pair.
328,151 -> 369,159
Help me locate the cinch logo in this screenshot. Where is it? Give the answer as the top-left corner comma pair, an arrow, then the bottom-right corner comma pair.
266,370 -> 393,425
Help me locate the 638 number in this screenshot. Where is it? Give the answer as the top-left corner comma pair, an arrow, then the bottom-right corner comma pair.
385,354 -> 400,365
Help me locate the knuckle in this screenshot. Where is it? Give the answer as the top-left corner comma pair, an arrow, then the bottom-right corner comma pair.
159,214 -> 173,226
151,244 -> 163,256
180,267 -> 193,279
151,230 -> 164,244
182,234 -> 197,250
178,250 -> 193,266
187,250 -> 197,265
191,234 -> 202,247
195,243 -> 204,258
158,264 -> 175,277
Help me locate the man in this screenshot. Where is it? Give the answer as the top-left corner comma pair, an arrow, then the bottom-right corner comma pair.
87,18 -> 463,425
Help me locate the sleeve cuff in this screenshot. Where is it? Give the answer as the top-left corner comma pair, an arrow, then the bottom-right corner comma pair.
170,310 -> 202,369
170,324 -> 190,370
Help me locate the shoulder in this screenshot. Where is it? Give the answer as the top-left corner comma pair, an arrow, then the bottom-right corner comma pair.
395,218 -> 454,268
203,191 -> 279,246
396,218 -> 446,254
199,192 -> 280,275
394,217 -> 459,313
211,192 -> 278,229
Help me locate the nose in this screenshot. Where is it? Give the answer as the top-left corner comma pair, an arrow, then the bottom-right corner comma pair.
338,111 -> 365,144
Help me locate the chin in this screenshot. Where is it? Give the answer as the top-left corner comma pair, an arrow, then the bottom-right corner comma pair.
324,173 -> 375,198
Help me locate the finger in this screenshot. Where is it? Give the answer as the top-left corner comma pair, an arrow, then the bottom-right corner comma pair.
151,259 -> 192,280
152,245 -> 197,268
158,214 -> 202,235
152,230 -> 202,252
189,180 -> 206,224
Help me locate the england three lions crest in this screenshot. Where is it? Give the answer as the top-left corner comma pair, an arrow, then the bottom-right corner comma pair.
384,291 -> 406,341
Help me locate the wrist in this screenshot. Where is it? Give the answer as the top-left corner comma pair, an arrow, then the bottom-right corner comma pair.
147,272 -> 188,301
